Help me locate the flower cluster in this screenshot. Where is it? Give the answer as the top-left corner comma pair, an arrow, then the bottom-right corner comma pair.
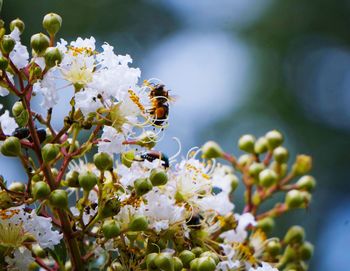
0,13 -> 315,271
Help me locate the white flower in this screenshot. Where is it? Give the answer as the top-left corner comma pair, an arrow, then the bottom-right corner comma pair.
33,68 -> 59,109
5,247 -> 35,271
212,165 -> 235,195
71,190 -> 98,225
75,88 -> 103,115
249,262 -> 279,271
98,126 -> 125,155
71,37 -> 96,51
9,28 -> 29,69
220,212 -> 256,243
0,110 -> 18,135
197,192 -> 234,216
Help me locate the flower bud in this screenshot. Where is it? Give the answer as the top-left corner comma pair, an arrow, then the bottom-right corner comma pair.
100,198 -> 121,218
93,152 -> 113,171
266,240 -> 281,257
32,244 -> 46,258
102,220 -> 121,239
273,146 -> 289,163
249,162 -> 265,177
1,35 -> 15,54
49,189 -> 68,208
229,174 -> 239,191
0,56 -> 8,70
190,258 -> 200,271
282,245 -> 297,263
299,241 -> 314,260
12,101 -> 29,127
191,247 -> 203,257
259,169 -> 277,188
285,189 -> 304,209
66,170 -> 80,187
32,181 -> 51,199
270,161 -> 288,178
149,168 -> 168,186
254,137 -> 269,154
179,250 -> 196,268
136,131 -> 157,149
284,225 -> 305,244
197,256 -> 216,271
296,175 -> 316,192
44,47 -> 62,67
146,253 -> 158,269
43,13 -> 62,36
121,150 -> 135,168
292,155 -> 312,175
238,134 -> 255,153
8,182 -> 25,193
252,191 -> 261,205
31,33 -> 50,55
154,253 -> 174,271
1,136 -> 21,157
200,252 -> 219,265
10,18 -> 25,33
265,130 -> 283,149
78,171 -> 98,191
202,141 -> 223,159
134,178 -> 153,197
128,214 -> 148,231
41,143 -> 60,163
257,217 -> 275,232
173,257 -> 183,271
238,154 -> 252,167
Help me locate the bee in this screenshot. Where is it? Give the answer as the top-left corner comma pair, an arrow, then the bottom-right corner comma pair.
136,150 -> 169,168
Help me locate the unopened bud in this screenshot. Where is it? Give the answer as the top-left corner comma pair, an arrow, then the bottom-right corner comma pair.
238,154 -> 252,167
93,152 -> 113,171
0,56 -> 8,70
100,197 -> 121,218
121,150 -> 135,168
173,257 -> 183,271
10,18 -> 25,33
49,189 -> 68,208
292,155 -> 312,175
66,170 -> 80,187
238,134 -> 255,153
259,169 -> 277,188
8,182 -> 25,193
44,47 -> 62,68
191,247 -> 204,257
190,258 -> 200,271
154,253 -> 174,271
31,33 -> 50,55
257,217 -> 275,232
285,189 -> 304,209
179,250 -> 196,268
41,143 -> 60,163
299,241 -> 314,260
149,168 -> 168,186
78,171 -> 98,191
134,178 -> 153,196
32,181 -> 51,199
102,220 -> 121,239
202,141 -> 224,159
1,136 -> 21,157
1,35 -> 15,54
266,240 -> 281,257
229,174 -> 239,191
197,256 -> 216,271
284,225 -> 305,244
12,101 -> 28,127
296,175 -> 316,192
146,253 -> 158,269
254,137 -> 269,154
128,214 -> 148,231
43,13 -> 62,36
249,162 -> 265,177
136,131 -> 157,149
32,244 -> 46,258
273,146 -> 289,163
200,252 -> 219,265
265,130 -> 283,149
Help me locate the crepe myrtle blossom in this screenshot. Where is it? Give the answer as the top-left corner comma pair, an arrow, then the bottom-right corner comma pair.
0,13 -> 316,271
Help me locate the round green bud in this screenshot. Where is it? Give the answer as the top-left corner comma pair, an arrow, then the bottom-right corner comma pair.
197,257 -> 216,271
173,257 -> 183,271
249,162 -> 265,177
190,258 -> 200,271
78,171 -> 98,191
284,225 -> 305,245
296,175 -> 316,192
299,241 -> 314,260
149,168 -> 168,186
229,174 -> 239,191
1,35 -> 15,54
41,143 -> 60,163
282,245 -> 297,262
134,178 -> 153,197
10,18 -> 25,33
121,150 -> 135,168
99,198 -> 121,218
128,215 -> 148,231
273,146 -> 289,163
49,189 -> 68,208
257,217 -> 275,232
238,154 -> 252,167
265,130 -> 283,149
32,181 -> 51,199
285,189 -> 304,209
0,56 -> 8,70
254,137 -> 269,154
43,13 -> 62,36
191,247 -> 203,257
259,169 -> 277,188
146,253 -> 158,269
66,170 -> 80,187
266,240 -> 281,257
44,47 -> 62,68
199,252 -> 219,264
179,250 -> 196,268
292,155 -> 312,175
12,101 -> 29,127
154,253 -> 174,271
30,33 -> 50,55
136,131 -> 157,149
202,141 -> 224,159
238,134 -> 255,153
270,161 -> 288,178
102,220 -> 121,239
93,152 -> 113,171
1,137 -> 21,157
8,182 -> 25,193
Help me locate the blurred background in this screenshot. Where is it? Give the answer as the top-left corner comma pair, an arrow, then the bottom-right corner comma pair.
1,0 -> 350,269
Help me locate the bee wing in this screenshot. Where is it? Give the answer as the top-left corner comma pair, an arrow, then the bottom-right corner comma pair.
168,95 -> 178,103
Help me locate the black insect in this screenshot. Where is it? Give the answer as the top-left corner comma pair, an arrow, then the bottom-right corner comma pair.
186,214 -> 203,229
12,127 -> 47,144
139,151 -> 169,168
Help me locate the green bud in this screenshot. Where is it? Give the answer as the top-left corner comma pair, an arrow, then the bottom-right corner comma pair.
266,240 -> 281,257
202,141 -> 224,159
134,178 -> 153,196
93,152 -> 113,171
154,253 -> 174,271
102,220 -> 121,239
270,161 -> 288,178
238,134 -> 255,153
197,256 -> 216,271
299,241 -> 314,260
66,170 -> 80,187
10,18 -> 25,33
12,101 -> 29,127
0,56 -> 8,70
190,258 -> 200,271
199,252 -> 219,264
273,146 -> 289,163
259,169 -> 277,188
0,190 -> 13,209
78,171 -> 98,191
1,35 -> 15,54
121,150 -> 135,168
100,197 -> 121,218
173,257 -> 183,271
191,247 -> 203,257
128,214 -> 148,231
238,154 -> 252,167
43,13 -> 62,36
285,189 -> 304,209
179,250 -> 196,268
1,136 -> 21,157
254,137 -> 269,154
32,181 -> 51,199
257,217 -> 275,232
8,182 -> 25,193
31,33 -> 50,55
229,174 -> 239,191
41,143 -> 60,163
49,189 -> 68,208
146,253 -> 158,269
296,175 -> 316,192
282,245 -> 297,263
265,130 -> 283,149
110,262 -> 125,271
252,191 -> 261,205
136,131 -> 157,149
32,244 -> 46,258
284,225 -> 305,244
292,155 -> 312,175
44,47 -> 62,68
249,162 -> 265,177
149,168 -> 168,186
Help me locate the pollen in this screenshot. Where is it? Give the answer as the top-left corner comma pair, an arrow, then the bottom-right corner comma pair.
128,89 -> 145,112
0,209 -> 20,220
68,46 -> 95,56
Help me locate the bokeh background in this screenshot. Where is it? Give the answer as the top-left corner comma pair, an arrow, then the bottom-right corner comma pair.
1,1 -> 350,270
